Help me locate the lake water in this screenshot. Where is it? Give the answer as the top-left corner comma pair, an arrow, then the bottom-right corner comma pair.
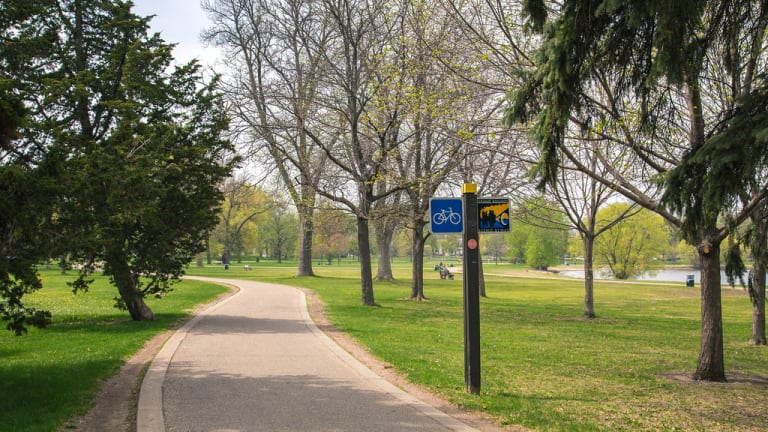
557,268 -> 746,284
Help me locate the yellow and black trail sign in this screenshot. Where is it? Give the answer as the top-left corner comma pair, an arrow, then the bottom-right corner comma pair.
477,198 -> 510,233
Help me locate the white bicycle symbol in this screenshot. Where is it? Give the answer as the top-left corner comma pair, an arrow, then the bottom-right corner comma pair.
433,207 -> 462,225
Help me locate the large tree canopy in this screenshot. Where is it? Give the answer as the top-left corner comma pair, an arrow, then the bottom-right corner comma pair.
1,0 -> 62,334
1,0 -> 235,331
507,0 -> 768,381
665,80 -> 768,241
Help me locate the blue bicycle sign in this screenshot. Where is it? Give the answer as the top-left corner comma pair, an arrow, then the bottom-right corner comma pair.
429,198 -> 464,233
433,207 -> 462,225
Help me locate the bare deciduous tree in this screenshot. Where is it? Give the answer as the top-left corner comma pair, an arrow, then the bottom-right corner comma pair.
203,0 -> 332,276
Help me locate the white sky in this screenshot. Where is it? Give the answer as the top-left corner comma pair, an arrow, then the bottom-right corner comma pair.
130,0 -> 222,68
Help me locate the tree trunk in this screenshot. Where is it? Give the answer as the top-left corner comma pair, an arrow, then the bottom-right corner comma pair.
410,220 -> 426,300
107,250 -> 154,321
375,219 -> 395,281
60,255 -> 67,274
222,245 -> 230,265
296,203 -> 315,277
196,253 -> 203,267
478,254 -> 486,297
694,235 -> 725,381
357,215 -> 375,306
583,234 -> 596,318
750,260 -> 767,345
749,210 -> 767,345
683,78 -> 726,382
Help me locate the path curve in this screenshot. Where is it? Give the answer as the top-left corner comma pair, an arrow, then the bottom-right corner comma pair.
137,277 -> 478,432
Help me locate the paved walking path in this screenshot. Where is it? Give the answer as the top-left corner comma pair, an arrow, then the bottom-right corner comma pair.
137,277 -> 478,432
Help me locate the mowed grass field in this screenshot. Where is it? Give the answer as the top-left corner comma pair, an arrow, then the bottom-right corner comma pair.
0,270 -> 228,432
187,259 -> 767,431
0,258 -> 765,431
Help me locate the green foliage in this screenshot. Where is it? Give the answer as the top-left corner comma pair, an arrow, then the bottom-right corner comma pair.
212,179 -> 270,263
567,230 -> 585,257
47,1 -> 235,317
1,0 -> 236,331
593,203 -> 670,279
0,84 -> 25,148
0,0 -> 67,334
724,242 -> 748,286
260,201 -> 300,262
313,205 -> 354,263
663,80 -> 768,244
521,0 -> 547,32
506,196 -> 568,269
506,0 -> 713,188
0,162 -> 59,334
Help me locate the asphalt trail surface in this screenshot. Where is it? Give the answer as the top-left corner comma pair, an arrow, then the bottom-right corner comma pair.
137,277 -> 478,432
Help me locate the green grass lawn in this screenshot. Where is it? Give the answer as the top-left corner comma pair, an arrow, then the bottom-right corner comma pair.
189,258 -> 767,431
2,258 -> 765,431
0,269 -> 227,432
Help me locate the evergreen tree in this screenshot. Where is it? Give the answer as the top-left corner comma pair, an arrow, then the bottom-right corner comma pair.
1,0 -> 235,328
506,0 -> 767,380
0,0 -> 60,334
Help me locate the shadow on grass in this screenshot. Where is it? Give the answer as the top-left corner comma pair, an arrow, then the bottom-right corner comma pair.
42,312 -> 189,333
0,311 -> 192,431
0,357 -> 126,431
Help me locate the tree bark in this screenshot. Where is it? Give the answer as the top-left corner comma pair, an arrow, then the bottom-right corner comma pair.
682,77 -> 726,382
59,255 -> 67,275
583,234 -> 595,318
750,259 -> 767,345
372,181 -> 399,281
296,199 -> 316,277
357,215 -> 375,306
410,220 -> 427,300
749,210 -> 767,345
693,236 -> 725,381
374,219 -> 395,281
478,254 -> 486,297
222,242 -> 230,265
107,250 -> 154,321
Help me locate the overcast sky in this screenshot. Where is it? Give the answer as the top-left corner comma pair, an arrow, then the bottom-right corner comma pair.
131,0 -> 221,68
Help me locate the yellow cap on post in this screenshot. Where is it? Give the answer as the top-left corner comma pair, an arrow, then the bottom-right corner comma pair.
462,183 -> 477,194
